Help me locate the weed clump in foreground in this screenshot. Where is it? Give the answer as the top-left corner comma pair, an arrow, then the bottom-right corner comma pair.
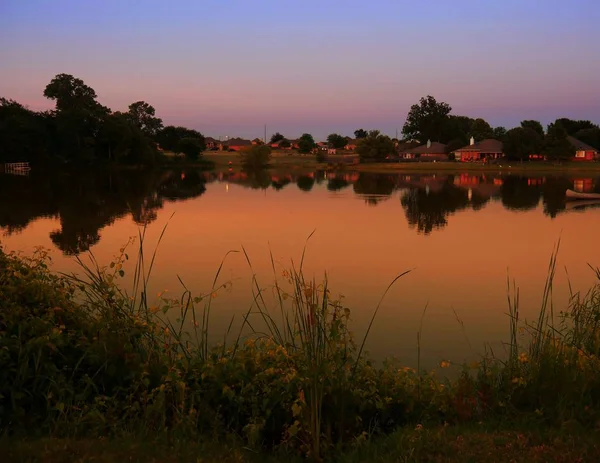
1,240 -> 599,461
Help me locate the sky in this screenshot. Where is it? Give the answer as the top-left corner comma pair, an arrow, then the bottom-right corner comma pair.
1,0 -> 599,140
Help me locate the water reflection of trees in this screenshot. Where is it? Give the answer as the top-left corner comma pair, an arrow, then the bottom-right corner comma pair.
500,177 -> 541,211
3,169 -> 599,249
296,175 -> 315,192
327,176 -> 350,192
0,168 -> 206,255
400,181 -> 490,234
353,174 -> 396,206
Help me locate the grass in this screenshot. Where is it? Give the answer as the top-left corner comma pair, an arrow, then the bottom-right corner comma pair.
203,151 -> 600,174
1,233 -> 600,462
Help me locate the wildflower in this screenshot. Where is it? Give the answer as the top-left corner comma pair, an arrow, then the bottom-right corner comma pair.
440,360 -> 451,368
298,390 -> 305,403
415,424 -> 423,431
518,352 -> 528,363
211,292 -> 218,299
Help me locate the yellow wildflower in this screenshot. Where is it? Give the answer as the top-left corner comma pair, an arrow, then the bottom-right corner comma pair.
440,360 -> 450,368
518,352 -> 528,363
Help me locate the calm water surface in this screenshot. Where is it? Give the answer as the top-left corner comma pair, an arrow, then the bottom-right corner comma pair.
2,168 -> 600,368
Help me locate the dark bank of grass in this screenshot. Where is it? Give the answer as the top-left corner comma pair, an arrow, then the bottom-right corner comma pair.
3,424 -> 600,462
1,233 -> 600,461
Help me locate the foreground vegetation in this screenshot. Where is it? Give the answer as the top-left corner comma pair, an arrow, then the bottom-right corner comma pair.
1,237 -> 600,461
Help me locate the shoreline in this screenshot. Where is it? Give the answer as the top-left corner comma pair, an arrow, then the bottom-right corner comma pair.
202,153 -> 600,175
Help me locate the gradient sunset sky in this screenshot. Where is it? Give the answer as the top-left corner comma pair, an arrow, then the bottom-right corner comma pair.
1,0 -> 599,140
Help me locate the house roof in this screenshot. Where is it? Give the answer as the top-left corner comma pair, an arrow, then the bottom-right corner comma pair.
396,141 -> 421,152
205,137 -> 217,143
454,138 -> 503,153
345,139 -> 359,145
568,136 -> 598,152
224,138 -> 252,146
402,141 -> 447,155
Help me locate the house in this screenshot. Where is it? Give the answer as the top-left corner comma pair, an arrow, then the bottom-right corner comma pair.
569,136 -> 599,161
221,138 -> 252,151
453,138 -> 503,162
205,137 -> 218,149
344,139 -> 359,151
400,140 -> 448,161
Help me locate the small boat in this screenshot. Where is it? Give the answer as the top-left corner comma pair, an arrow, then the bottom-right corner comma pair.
565,199 -> 600,211
565,189 -> 600,200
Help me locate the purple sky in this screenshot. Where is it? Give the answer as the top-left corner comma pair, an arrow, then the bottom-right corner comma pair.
1,0 -> 599,140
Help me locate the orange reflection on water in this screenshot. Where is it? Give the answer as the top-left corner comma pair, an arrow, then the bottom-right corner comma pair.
2,172 -> 600,368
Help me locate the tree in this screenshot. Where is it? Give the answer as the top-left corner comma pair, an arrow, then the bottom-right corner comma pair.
43,74 -> 109,159
269,132 -> 284,144
252,138 -> 264,145
156,126 -> 204,152
493,126 -> 507,139
470,118 -> 494,141
127,101 -> 163,137
441,115 -> 473,144
355,130 -> 395,162
402,95 -> 452,143
43,73 -> 101,112
241,144 -> 271,169
520,120 -> 544,137
354,129 -> 368,139
503,127 -> 543,161
279,138 -> 291,148
445,138 -> 466,155
177,137 -> 205,161
327,133 -> 347,149
573,128 -> 600,150
0,98 -> 51,163
544,122 -> 574,161
555,118 -> 598,136
297,133 -> 316,154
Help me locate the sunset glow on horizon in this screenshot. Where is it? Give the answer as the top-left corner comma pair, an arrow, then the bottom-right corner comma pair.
1,0 -> 599,140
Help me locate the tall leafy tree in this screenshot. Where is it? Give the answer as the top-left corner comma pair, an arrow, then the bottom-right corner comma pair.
297,133 -> 316,154
573,128 -> 600,150
127,101 -> 163,137
354,129 -> 368,139
402,95 -> 452,143
470,118 -> 494,141
520,120 -> 544,137
327,133 -> 347,149
544,122 -> 574,161
43,74 -> 109,159
493,126 -> 507,139
555,118 -> 598,136
0,98 -> 50,163
503,127 -> 543,161
355,130 -> 395,162
269,132 -> 284,144
156,126 -> 204,152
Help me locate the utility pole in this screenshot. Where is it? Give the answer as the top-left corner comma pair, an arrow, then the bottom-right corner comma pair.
264,124 -> 267,144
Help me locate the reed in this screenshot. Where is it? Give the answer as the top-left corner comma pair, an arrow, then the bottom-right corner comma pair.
1,235 -> 599,460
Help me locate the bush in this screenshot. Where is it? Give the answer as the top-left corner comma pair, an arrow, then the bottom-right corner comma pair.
240,144 -> 271,169
177,137 -> 205,161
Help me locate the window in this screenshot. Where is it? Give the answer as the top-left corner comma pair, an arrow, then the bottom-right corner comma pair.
575,151 -> 586,158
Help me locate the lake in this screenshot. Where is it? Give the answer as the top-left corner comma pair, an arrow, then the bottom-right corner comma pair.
2,167 -> 600,369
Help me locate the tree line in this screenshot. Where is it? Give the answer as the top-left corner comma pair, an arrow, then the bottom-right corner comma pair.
2,79 -> 598,166
263,96 -> 599,163
400,95 -> 600,161
0,74 -> 207,165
